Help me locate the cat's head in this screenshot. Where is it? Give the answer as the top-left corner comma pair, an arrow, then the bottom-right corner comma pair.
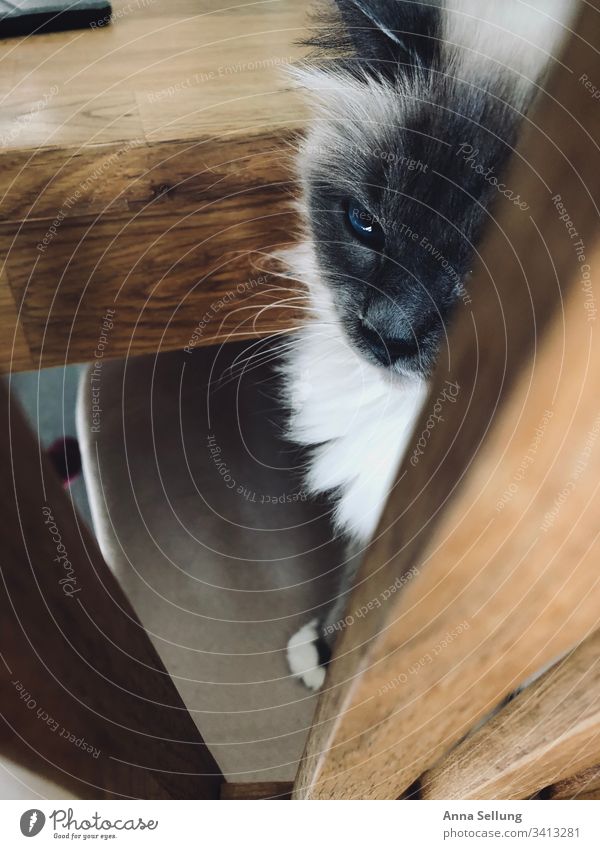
293,0 -> 563,377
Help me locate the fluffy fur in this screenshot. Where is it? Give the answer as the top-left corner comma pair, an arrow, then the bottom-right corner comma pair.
283,0 -> 576,689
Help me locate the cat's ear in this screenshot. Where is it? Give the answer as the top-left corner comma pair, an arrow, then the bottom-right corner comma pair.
321,0 -> 440,75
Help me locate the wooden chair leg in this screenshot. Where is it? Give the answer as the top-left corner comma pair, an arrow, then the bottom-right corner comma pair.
0,380 -> 223,798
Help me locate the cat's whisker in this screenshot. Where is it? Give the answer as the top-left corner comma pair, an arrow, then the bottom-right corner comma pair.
211,344 -> 299,390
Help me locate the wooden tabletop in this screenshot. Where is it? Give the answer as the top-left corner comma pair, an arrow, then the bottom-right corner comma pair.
0,0 -> 309,372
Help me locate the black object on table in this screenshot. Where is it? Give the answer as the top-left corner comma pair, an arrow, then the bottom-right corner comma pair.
0,0 -> 112,37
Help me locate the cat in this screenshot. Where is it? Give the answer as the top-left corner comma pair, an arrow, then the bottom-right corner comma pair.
282,0 -> 576,689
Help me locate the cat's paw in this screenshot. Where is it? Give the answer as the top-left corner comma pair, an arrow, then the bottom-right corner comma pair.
286,618 -> 331,691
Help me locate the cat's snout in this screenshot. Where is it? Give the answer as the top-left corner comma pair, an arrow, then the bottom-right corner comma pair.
358,319 -> 420,366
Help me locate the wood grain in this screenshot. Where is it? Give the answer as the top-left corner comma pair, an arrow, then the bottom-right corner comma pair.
0,268 -> 32,371
420,631 -> 600,799
220,782 -> 293,800
0,0 -> 307,150
546,766 -> 600,800
1,134 -> 303,370
293,0 -> 600,800
0,380 -> 223,798
0,0 -> 309,372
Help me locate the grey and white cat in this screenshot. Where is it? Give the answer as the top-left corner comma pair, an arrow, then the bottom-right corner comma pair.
283,0 -> 576,689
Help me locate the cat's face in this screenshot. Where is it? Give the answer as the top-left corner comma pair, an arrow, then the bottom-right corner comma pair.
296,0 -> 534,378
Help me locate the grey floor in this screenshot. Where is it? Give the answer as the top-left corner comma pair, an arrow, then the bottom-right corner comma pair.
77,346 -> 341,783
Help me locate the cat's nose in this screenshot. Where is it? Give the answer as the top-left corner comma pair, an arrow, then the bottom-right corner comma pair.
358,321 -> 419,366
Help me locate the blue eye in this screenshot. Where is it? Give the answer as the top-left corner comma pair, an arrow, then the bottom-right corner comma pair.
344,198 -> 384,250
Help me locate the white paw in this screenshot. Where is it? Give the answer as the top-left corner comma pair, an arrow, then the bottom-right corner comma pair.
286,618 -> 327,691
